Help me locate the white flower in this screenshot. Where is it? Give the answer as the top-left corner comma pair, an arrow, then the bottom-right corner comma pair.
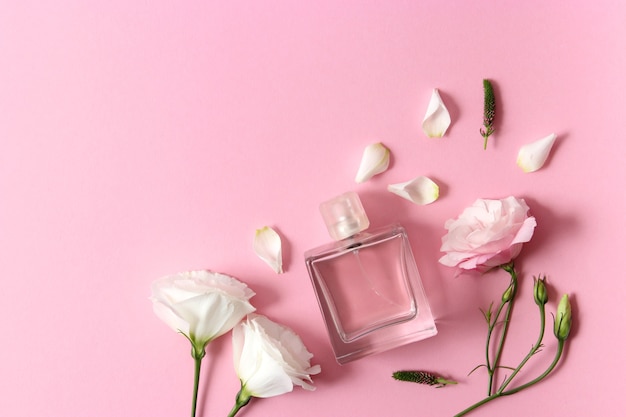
422,89 -> 451,138
517,133 -> 557,173
355,142 -> 390,183
388,176 -> 439,205
233,314 -> 321,399
253,226 -> 283,274
151,270 -> 255,355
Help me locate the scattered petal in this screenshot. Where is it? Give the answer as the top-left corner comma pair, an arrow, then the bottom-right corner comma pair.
422,89 -> 451,138
388,176 -> 439,205
355,142 -> 390,183
517,133 -> 557,173
253,226 -> 283,274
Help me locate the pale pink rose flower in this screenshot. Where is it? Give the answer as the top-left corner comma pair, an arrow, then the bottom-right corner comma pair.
439,197 -> 536,273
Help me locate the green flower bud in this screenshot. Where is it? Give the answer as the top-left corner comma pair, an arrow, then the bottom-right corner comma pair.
502,284 -> 515,302
533,276 -> 548,306
554,294 -> 572,340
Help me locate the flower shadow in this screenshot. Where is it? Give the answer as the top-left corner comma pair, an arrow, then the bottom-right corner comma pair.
519,196 -> 579,259
488,79 -> 503,150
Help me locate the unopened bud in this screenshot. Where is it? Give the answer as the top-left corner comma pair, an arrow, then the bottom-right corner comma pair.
502,284 -> 515,303
533,276 -> 548,306
554,294 -> 572,340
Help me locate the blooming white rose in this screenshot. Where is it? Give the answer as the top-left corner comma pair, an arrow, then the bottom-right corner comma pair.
232,314 -> 321,400
439,196 -> 536,272
151,270 -> 256,356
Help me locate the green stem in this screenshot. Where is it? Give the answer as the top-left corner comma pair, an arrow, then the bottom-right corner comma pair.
455,393 -> 500,417
191,355 -> 202,417
487,264 -> 517,395
501,339 -> 565,396
227,387 -> 251,417
455,340 -> 564,417
497,302 -> 546,394
485,301 -> 506,395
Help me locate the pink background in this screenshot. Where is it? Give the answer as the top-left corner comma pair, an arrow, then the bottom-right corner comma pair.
1,1 -> 625,416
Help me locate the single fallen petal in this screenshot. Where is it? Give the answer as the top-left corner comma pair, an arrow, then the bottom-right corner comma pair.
355,142 -> 390,183
388,176 -> 439,205
422,89 -> 451,138
253,226 -> 283,274
517,133 -> 557,173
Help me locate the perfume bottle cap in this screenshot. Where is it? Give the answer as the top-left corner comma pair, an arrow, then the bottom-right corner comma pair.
319,191 -> 370,241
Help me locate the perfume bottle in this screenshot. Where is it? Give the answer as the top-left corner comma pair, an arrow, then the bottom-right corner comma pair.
305,191 -> 437,364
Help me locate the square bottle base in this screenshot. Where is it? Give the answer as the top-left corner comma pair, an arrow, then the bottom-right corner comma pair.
306,225 -> 437,364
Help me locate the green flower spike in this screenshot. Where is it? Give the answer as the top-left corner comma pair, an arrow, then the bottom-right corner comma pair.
392,371 -> 457,388
480,79 -> 496,150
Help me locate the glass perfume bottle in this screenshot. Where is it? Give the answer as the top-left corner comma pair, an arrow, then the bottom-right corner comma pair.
305,191 -> 437,364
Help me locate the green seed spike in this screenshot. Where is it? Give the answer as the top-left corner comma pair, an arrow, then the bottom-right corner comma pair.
480,79 -> 496,150
392,371 -> 458,388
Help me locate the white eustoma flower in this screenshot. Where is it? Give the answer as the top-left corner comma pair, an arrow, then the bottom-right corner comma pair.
422,89 -> 451,138
232,314 -> 321,399
253,226 -> 283,274
388,176 -> 440,205
151,270 -> 256,356
517,133 -> 557,173
355,142 -> 390,183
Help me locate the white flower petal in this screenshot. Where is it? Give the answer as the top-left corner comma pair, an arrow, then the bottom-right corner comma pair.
150,270 -> 255,347
233,314 -> 320,399
177,291 -> 254,344
517,133 -> 557,173
422,89 -> 451,138
388,176 -> 439,205
355,142 -> 390,183
233,317 -> 293,398
254,226 -> 283,274
151,299 -> 191,336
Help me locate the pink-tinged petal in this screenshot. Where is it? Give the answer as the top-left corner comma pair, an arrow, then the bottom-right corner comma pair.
511,216 -> 537,244
438,197 -> 535,273
517,133 -> 557,173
